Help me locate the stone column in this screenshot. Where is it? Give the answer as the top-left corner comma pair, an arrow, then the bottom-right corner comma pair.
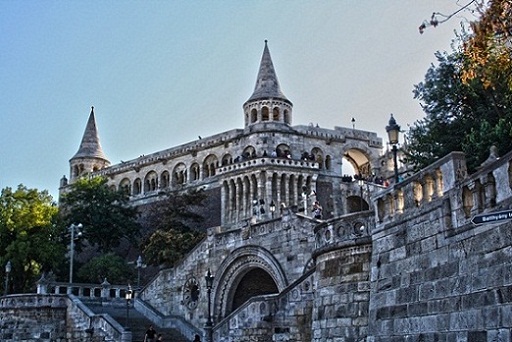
229,180 -> 235,224
220,181 -> 226,226
36,273 -> 49,295
101,278 -> 111,299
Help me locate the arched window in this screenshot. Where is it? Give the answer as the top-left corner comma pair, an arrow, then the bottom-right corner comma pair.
272,107 -> 280,121
242,146 -> 256,160
190,163 -> 200,181
161,171 -> 170,189
283,110 -> 290,124
203,155 -> 218,178
73,165 -> 80,178
325,155 -> 332,170
119,178 -> 131,195
173,163 -> 187,186
311,147 -> 324,169
133,178 -> 142,195
251,109 -> 257,123
276,144 -> 291,158
261,107 -> 269,121
144,171 -> 158,192
222,154 -> 233,166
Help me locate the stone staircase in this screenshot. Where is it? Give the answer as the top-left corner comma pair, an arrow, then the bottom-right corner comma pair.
87,304 -> 189,342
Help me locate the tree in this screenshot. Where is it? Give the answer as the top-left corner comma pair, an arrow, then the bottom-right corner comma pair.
0,185 -> 65,293
461,0 -> 512,91
418,0 -> 511,90
60,176 -> 141,253
409,1 -> 512,172
142,189 -> 207,267
77,253 -> 134,284
407,48 -> 512,172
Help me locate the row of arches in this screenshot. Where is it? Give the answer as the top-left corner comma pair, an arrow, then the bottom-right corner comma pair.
117,155 -> 219,196
112,144 -> 335,196
232,144 -> 332,171
72,162 -> 103,179
247,106 -> 291,125
244,100 -> 292,126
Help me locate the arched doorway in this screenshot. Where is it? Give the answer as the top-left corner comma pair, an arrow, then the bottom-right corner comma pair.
213,246 -> 288,320
347,195 -> 369,213
232,268 -> 279,311
342,147 -> 372,180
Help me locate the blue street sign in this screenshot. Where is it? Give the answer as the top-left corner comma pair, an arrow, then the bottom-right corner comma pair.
472,209 -> 512,225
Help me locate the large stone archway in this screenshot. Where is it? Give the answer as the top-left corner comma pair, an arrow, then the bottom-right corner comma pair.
213,245 -> 288,320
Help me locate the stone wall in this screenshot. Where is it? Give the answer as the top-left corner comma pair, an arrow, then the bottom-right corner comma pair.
139,208 -> 319,339
70,146 -> 512,342
0,294 -> 131,342
369,150 -> 512,341
213,271 -> 315,342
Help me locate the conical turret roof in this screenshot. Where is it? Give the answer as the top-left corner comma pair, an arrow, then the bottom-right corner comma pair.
245,40 -> 290,104
71,107 -> 108,161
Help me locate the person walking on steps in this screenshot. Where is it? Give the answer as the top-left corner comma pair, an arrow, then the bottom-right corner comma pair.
144,325 -> 157,342
192,334 -> 201,342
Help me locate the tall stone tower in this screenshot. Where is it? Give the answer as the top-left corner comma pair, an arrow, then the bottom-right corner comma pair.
243,40 -> 293,127
68,106 -> 110,183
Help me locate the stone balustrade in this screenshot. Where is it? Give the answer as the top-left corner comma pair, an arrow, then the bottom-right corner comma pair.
314,210 -> 373,253
373,149 -> 512,230
373,151 -> 465,224
217,156 -> 319,175
37,278 -> 135,301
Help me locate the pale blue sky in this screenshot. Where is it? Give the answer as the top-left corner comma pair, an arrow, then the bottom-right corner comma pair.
1,1 -> 471,200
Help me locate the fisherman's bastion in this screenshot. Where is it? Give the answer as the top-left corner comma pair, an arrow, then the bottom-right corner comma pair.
2,41 -> 512,342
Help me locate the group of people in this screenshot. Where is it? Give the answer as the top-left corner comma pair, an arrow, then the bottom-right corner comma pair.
145,325 -> 202,342
312,201 -> 323,219
341,173 -> 391,187
233,148 -> 296,164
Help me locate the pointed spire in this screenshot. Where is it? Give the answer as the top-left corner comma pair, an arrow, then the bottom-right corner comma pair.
246,40 -> 290,104
71,106 -> 108,161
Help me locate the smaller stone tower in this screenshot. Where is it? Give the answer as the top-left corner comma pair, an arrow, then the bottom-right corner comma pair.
68,106 -> 110,183
243,40 -> 293,127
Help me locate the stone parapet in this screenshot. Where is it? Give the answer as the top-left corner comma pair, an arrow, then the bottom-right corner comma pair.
0,294 -> 131,342
369,149 -> 512,341
217,157 -> 319,175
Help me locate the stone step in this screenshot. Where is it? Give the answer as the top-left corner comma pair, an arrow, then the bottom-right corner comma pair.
87,304 -> 189,342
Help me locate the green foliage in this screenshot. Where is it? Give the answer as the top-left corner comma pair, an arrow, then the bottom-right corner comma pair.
77,253 -> 134,284
0,185 -> 65,293
142,189 -> 207,267
462,0 -> 512,91
60,176 -> 141,253
409,1 -> 512,172
407,47 -> 512,171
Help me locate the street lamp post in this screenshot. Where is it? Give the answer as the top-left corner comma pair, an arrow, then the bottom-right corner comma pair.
136,255 -> 143,289
68,223 -> 83,284
269,201 -> 276,218
125,284 -> 132,329
205,268 -> 215,342
4,261 -> 11,296
386,114 -> 401,184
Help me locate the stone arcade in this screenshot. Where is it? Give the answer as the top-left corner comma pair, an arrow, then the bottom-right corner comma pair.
2,42 -> 512,342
